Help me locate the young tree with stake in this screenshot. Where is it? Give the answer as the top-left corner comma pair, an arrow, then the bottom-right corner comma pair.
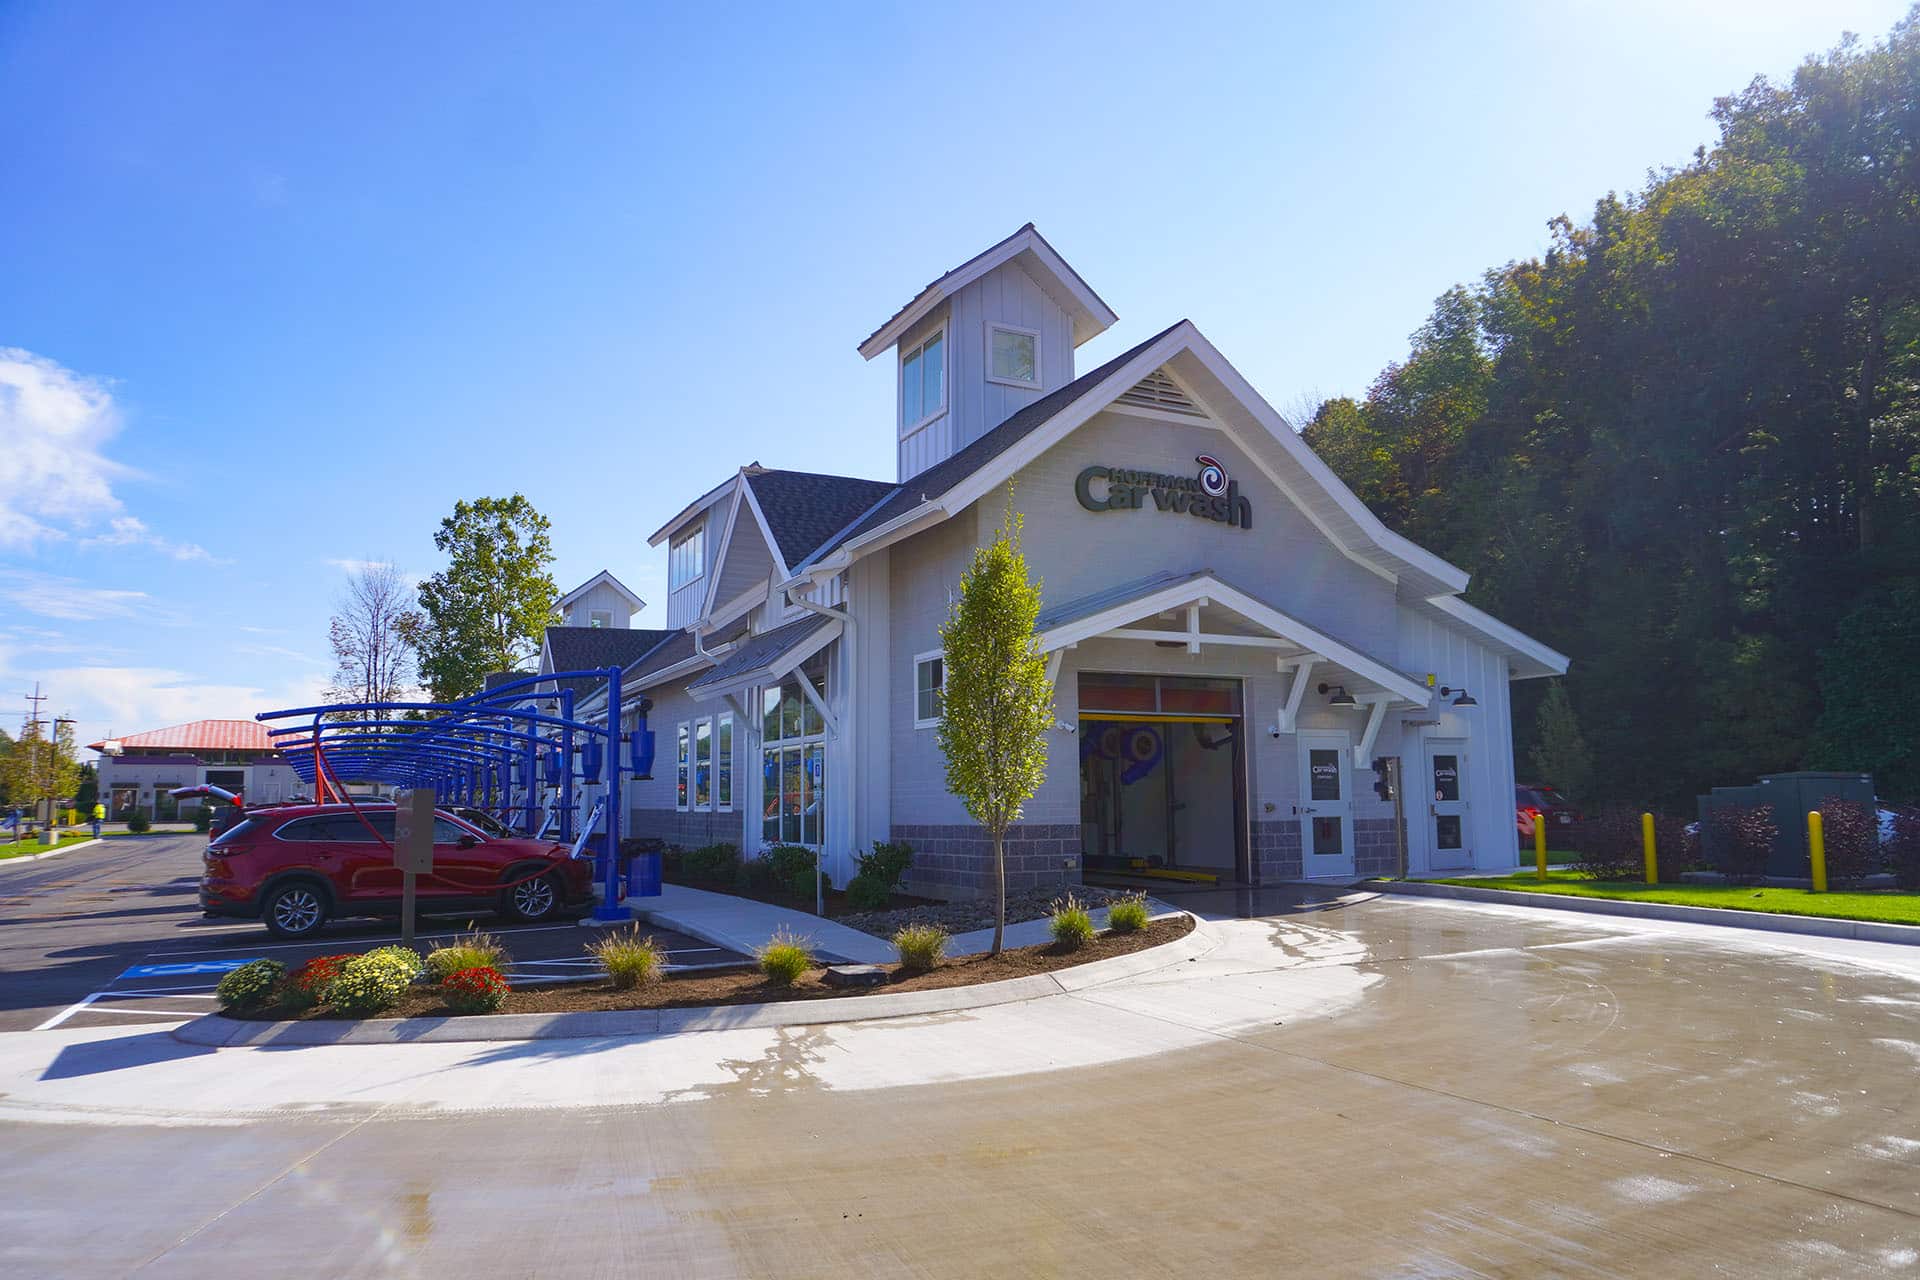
937,494 -> 1055,955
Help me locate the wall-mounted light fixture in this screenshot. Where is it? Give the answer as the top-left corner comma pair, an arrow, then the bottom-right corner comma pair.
1318,682 -> 1357,708
1439,686 -> 1478,707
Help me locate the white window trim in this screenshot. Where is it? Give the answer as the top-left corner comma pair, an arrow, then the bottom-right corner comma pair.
669,527 -> 705,593
914,648 -> 945,729
898,324 -> 948,440
985,320 -> 1041,390
693,717 -> 714,812
715,710 -> 734,813
674,722 -> 690,812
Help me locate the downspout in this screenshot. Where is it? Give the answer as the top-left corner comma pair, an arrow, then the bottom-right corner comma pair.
788,576 -> 853,906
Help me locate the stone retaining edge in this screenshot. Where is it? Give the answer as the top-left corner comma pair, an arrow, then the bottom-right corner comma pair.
1375,879 -> 1920,946
169,913 -> 1214,1048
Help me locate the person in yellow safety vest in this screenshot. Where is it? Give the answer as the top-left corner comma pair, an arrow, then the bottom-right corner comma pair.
91,801 -> 105,839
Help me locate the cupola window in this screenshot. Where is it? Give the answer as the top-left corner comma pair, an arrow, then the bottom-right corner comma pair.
901,329 -> 946,431
988,323 -> 1039,387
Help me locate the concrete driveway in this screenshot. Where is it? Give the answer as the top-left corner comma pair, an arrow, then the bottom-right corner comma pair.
4,858 -> 1920,1277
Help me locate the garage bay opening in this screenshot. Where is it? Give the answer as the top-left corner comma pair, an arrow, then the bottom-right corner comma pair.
1078,673 -> 1247,885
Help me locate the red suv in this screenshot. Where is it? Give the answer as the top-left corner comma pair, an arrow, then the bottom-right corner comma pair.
200,803 -> 593,938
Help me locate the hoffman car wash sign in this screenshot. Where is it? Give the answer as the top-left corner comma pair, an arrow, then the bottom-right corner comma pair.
1074,455 -> 1252,530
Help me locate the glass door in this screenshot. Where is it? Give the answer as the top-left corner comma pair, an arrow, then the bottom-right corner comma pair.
1296,732 -> 1354,877
1426,739 -> 1471,869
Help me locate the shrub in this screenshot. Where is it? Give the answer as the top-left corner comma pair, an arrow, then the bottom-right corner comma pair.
285,954 -> 355,1008
758,929 -> 812,986
765,845 -> 823,900
1105,893 -> 1150,934
732,856 -> 775,897
1887,806 -> 1920,889
588,926 -> 664,989
441,966 -> 509,1014
215,958 -> 286,1012
845,872 -> 892,911
126,811 -> 150,834
892,923 -> 947,973
193,807 -> 212,833
855,840 -> 914,890
1709,803 -> 1778,884
426,929 -> 512,982
1651,813 -> 1697,882
1569,808 -> 1642,881
681,842 -> 740,884
325,950 -> 416,1015
1050,896 -> 1095,951
1818,795 -> 1881,886
363,944 -> 424,982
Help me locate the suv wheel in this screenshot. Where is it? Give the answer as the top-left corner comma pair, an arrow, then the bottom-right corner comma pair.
263,881 -> 329,939
504,872 -> 560,922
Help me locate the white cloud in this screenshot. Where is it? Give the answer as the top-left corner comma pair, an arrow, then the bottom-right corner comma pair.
324,557 -> 423,587
0,569 -> 154,622
0,348 -> 128,547
32,664 -> 331,751
77,515 -> 218,562
0,347 -> 220,560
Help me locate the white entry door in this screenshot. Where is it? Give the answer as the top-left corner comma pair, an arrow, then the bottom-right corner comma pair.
1426,739 -> 1472,869
1296,731 -> 1354,877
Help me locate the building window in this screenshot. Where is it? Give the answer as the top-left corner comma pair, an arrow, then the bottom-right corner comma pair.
915,651 -> 944,727
988,323 -> 1039,387
675,722 -> 690,810
901,328 -> 945,431
761,651 -> 828,847
669,527 -> 705,591
589,610 -> 612,629
694,718 -> 713,809
716,711 -> 734,811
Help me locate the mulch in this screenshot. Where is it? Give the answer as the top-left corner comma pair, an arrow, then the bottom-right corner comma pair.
225,914 -> 1193,1022
836,884 -> 1143,939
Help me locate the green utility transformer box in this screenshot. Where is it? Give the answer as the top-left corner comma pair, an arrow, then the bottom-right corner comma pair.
1697,771 -> 1874,879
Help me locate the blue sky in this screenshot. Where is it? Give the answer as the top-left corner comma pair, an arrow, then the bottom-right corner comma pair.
2,0 -> 1911,750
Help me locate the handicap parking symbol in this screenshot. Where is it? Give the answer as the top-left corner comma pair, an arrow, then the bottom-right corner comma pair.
119,958 -> 262,979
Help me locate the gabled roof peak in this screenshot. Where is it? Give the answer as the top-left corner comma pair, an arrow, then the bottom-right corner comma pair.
858,224 -> 1118,360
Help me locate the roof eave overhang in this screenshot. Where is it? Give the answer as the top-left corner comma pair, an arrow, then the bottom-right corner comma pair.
648,472 -> 742,547
1038,572 -> 1432,707
1425,595 -> 1570,680
685,618 -> 843,702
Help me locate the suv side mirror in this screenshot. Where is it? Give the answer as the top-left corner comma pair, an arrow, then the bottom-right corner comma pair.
457,833 -> 477,849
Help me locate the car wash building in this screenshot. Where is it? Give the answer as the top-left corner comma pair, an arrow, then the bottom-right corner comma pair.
583,226 -> 1567,899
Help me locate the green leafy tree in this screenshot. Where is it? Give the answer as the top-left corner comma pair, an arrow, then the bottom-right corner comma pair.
0,716 -> 79,816
937,497 -> 1055,955
1811,583 -> 1920,800
1528,682 -> 1593,800
0,727 -> 12,806
412,495 -> 560,701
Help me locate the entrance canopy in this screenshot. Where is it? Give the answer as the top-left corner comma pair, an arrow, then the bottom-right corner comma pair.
1036,570 -> 1433,766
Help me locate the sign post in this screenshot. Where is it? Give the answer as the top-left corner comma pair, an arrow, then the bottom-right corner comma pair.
393,788 -> 436,947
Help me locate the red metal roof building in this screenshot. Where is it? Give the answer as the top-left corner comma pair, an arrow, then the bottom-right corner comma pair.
89,720 -> 279,757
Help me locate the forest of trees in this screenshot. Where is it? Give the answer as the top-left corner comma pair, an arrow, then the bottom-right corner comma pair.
1305,12 -> 1920,811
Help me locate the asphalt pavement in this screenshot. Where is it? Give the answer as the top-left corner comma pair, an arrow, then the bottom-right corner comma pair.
0,833 -> 744,1033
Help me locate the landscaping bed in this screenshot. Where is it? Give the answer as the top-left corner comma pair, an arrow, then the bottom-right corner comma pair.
221,915 -> 1193,1022
1430,871 -> 1920,927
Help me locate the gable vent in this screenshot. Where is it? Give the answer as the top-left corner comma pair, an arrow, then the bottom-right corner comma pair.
1115,369 -> 1207,419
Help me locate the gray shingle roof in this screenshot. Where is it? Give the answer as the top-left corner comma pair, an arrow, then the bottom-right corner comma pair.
746,469 -> 896,569
544,626 -> 676,699
1035,570 -> 1212,633
686,614 -> 834,694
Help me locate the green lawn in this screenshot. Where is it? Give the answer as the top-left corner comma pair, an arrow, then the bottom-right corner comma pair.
1430,870 -> 1920,927
0,831 -> 94,859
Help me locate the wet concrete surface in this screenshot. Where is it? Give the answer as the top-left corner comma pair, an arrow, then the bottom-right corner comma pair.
6,871 -> 1920,1275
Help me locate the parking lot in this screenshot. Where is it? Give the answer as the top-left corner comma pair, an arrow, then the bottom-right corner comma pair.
0,833 -> 746,1034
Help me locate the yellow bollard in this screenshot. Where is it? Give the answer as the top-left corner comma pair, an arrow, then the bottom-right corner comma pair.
1808,810 -> 1827,893
1641,812 -> 1658,885
1534,811 -> 1548,881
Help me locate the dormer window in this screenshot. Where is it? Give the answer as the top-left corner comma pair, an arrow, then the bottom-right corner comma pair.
669,527 -> 704,591
588,610 -> 612,629
988,322 -> 1040,388
901,328 -> 945,432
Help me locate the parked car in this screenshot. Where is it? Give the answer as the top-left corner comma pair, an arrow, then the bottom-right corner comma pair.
1516,783 -> 1581,845
199,803 -> 593,938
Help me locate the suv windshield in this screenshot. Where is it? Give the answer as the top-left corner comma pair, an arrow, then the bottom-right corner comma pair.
1519,787 -> 1568,809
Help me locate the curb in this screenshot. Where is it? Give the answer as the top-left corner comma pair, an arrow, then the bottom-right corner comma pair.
0,838 -> 101,865
169,913 -> 1218,1048
1376,879 -> 1920,946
